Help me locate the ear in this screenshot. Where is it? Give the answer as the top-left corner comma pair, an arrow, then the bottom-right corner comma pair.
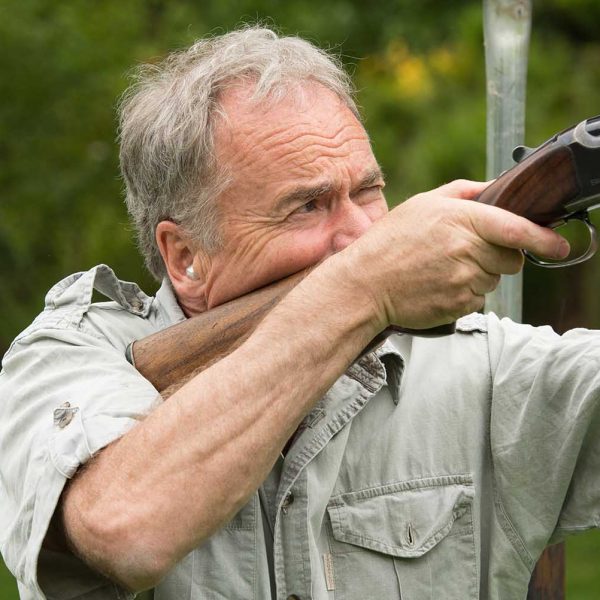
155,220 -> 209,313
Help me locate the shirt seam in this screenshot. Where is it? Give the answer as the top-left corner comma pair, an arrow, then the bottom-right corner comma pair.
486,329 -> 535,572
328,474 -> 474,504
10,324 -> 128,354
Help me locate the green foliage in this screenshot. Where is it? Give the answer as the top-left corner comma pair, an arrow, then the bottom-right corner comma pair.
1,0 -> 599,591
2,533 -> 600,598
0,558 -> 17,598
1,0 -> 600,352
567,530 -> 600,599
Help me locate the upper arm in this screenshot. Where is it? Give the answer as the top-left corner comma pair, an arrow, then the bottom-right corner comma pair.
487,315 -> 600,561
0,327 -> 160,598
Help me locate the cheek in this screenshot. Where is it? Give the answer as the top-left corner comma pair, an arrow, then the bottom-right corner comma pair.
365,198 -> 389,223
278,229 -> 333,267
205,226 -> 335,307
225,228 -> 332,291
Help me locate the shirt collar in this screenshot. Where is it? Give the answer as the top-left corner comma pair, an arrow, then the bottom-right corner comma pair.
374,334 -> 409,405
345,334 -> 408,404
155,278 -> 187,328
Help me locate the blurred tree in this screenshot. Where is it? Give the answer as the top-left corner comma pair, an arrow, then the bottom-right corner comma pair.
0,3 -> 599,594
1,0 -> 599,353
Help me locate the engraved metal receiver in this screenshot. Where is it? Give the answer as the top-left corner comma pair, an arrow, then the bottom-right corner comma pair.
482,114 -> 600,268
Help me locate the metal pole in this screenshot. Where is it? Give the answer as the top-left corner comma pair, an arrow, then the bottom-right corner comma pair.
483,2 -> 565,598
483,0 -> 530,321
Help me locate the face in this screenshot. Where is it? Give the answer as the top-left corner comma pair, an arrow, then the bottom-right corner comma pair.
194,82 -> 388,310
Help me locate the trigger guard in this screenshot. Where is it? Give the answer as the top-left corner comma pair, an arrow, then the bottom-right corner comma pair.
524,213 -> 598,268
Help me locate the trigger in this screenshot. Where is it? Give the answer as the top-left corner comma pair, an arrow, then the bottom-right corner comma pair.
512,145 -> 536,163
524,212 -> 599,269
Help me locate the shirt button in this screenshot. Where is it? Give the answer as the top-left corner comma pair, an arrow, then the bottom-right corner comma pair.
130,297 -> 143,311
281,491 -> 295,514
53,402 -> 79,428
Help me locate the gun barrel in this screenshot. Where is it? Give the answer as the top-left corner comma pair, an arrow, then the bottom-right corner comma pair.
582,115 -> 600,139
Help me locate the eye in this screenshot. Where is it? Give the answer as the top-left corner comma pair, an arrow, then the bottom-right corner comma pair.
357,185 -> 384,201
295,200 -> 318,214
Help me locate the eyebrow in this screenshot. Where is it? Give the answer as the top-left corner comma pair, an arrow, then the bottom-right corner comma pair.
350,168 -> 385,198
275,167 -> 385,212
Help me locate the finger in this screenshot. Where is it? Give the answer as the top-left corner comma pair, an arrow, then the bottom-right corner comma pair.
435,179 -> 494,200
468,203 -> 570,260
470,271 -> 502,296
474,244 -> 525,276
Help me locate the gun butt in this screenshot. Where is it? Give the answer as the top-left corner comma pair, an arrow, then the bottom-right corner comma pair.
130,270 -> 306,395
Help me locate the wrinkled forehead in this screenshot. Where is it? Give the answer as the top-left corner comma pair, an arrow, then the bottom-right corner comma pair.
216,80 -> 363,142
212,80 -> 372,182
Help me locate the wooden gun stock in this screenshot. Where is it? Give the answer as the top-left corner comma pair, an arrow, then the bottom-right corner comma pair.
126,268 -> 452,396
128,119 -> 595,396
127,270 -> 306,396
477,144 -> 579,222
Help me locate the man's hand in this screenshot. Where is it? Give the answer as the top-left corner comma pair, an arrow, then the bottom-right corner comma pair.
56,179 -> 569,591
336,179 -> 570,331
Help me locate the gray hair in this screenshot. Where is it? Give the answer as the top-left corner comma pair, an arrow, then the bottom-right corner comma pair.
118,25 -> 360,281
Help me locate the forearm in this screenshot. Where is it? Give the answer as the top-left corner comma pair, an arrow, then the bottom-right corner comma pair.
61,253 -> 380,590
60,179 -> 571,590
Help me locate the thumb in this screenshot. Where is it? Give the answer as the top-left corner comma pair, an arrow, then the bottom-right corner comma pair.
468,203 -> 570,260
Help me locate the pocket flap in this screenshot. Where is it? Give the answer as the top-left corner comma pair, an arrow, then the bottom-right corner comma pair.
327,476 -> 474,558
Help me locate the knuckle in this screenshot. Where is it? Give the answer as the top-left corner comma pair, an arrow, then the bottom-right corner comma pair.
467,296 -> 485,315
446,236 -> 474,260
406,192 -> 427,205
435,286 -> 482,322
446,269 -> 465,291
453,178 -> 470,187
496,248 -> 524,274
477,273 -> 500,295
457,288 -> 476,309
507,251 -> 525,274
446,288 -> 475,315
489,273 -> 502,291
501,218 -> 526,248
460,263 -> 481,286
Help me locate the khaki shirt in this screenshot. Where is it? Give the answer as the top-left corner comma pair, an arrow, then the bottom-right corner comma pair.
1,264 -> 600,600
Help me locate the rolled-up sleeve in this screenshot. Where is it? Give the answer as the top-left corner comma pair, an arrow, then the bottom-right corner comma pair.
0,326 -> 162,599
487,313 -> 600,569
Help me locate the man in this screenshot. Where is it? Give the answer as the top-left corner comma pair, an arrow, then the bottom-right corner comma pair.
0,26 -> 595,600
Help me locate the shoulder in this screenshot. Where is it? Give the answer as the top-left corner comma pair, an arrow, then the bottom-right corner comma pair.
5,264 -> 161,358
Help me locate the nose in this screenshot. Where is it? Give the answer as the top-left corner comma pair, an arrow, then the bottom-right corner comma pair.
331,200 -> 375,253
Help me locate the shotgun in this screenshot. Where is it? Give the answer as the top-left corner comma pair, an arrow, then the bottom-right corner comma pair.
126,115 -> 600,396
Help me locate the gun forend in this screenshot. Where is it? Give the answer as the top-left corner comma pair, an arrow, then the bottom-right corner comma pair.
478,114 -> 600,227
477,115 -> 600,268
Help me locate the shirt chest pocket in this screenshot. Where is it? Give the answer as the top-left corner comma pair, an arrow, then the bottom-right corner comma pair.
325,478 -> 478,600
